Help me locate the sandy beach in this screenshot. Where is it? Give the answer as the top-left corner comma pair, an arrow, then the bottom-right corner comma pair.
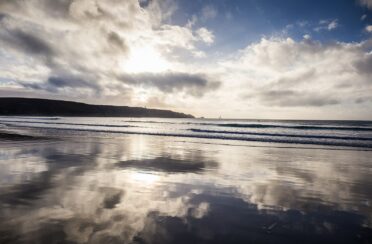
1,124 -> 372,243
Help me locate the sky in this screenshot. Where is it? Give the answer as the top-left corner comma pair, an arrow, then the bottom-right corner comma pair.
0,0 -> 372,119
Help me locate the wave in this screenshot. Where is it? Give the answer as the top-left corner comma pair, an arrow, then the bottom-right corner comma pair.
0,120 -> 139,128
2,123 -> 372,149
189,129 -> 372,141
0,116 -> 60,120
120,120 -> 372,131
4,118 -> 371,132
216,123 -> 372,131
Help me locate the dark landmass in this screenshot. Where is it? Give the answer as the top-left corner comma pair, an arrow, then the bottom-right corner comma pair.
0,97 -> 194,118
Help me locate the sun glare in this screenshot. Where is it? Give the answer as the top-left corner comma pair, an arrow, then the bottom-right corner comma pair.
129,171 -> 159,185
121,46 -> 170,73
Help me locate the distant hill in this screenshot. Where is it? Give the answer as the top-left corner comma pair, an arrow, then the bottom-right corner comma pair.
0,97 -> 194,118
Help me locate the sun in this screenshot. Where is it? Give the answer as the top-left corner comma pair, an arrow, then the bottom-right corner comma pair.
121,45 -> 170,73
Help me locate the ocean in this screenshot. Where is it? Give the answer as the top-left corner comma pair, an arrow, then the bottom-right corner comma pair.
0,117 -> 372,243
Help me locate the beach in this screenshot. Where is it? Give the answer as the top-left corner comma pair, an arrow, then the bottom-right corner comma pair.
1,0 -> 372,242
0,118 -> 372,243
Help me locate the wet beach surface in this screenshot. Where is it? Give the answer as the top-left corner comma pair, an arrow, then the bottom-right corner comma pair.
0,129 -> 372,244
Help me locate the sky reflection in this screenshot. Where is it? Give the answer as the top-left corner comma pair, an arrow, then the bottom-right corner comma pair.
0,134 -> 372,243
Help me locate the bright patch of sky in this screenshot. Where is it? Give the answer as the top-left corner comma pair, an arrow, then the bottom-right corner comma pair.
0,0 -> 372,119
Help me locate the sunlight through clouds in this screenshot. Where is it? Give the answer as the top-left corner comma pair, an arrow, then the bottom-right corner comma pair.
0,0 -> 371,119
121,45 -> 170,73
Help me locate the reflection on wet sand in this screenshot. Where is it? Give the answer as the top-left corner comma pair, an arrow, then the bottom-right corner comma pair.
0,133 -> 372,243
117,156 -> 218,173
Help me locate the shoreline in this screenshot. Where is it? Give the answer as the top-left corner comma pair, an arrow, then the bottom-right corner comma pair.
1,124 -> 372,150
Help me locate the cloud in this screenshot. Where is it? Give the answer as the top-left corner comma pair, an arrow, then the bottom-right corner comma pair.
0,21 -> 55,60
196,27 -> 215,44
258,90 -> 340,107
220,37 -> 372,110
0,0 -> 218,103
20,74 -> 101,95
327,19 -> 338,30
119,72 -> 220,97
303,34 -> 311,40
47,76 -> 98,90
201,5 -> 217,21
366,25 -> 372,33
359,0 -> 372,9
361,14 -> 368,21
0,12 -> 6,20
315,19 -> 338,31
0,0 -> 371,119
138,0 -> 151,8
106,31 -> 129,53
353,52 -> 372,74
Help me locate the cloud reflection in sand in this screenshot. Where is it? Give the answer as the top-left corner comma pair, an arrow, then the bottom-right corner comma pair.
0,134 -> 372,243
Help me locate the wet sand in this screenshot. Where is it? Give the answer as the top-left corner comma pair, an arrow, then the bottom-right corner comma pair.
0,130 -> 372,243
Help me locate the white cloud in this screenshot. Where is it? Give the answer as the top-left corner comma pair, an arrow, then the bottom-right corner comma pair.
196,27 -> 215,45
315,19 -> 338,31
216,37 -> 372,118
366,25 -> 372,33
186,14 -> 198,28
361,14 -> 367,21
327,19 -> 338,30
303,34 -> 311,40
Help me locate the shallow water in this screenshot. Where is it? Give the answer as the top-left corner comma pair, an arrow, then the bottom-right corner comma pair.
1,117 -> 372,148
0,119 -> 372,243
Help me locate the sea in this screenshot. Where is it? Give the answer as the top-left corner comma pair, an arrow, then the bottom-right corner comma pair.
1,117 -> 372,148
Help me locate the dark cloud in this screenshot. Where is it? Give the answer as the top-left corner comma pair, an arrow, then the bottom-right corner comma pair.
0,27 -> 54,58
139,0 -> 151,8
355,97 -> 372,104
119,72 -> 220,97
42,0 -> 74,17
0,12 -> 6,21
107,31 -> 128,52
47,76 -> 98,89
12,30 -> 54,55
259,90 -> 340,107
272,69 -> 317,87
20,75 -> 100,94
0,14 -> 61,69
353,54 -> 372,75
